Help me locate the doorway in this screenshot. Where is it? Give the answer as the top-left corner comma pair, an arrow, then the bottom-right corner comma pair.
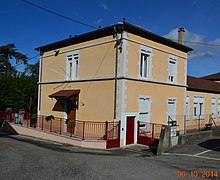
126,116 -> 135,145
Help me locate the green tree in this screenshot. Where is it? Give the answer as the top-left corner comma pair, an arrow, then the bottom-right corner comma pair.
0,43 -> 39,114
24,61 -> 39,79
0,74 -> 38,113
0,43 -> 27,76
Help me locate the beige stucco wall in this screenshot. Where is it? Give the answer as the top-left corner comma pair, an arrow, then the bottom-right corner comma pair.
40,80 -> 114,121
125,33 -> 187,85
125,80 -> 185,128
186,90 -> 220,127
41,36 -> 115,83
186,90 -> 220,115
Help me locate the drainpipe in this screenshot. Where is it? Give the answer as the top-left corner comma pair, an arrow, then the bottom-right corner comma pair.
37,50 -> 43,118
113,26 -> 119,121
113,22 -> 124,121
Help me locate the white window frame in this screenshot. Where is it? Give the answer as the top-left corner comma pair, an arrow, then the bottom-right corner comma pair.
211,97 -> 216,118
138,96 -> 151,123
185,95 -> 190,120
218,98 -> 220,118
66,50 -> 79,80
139,47 -> 152,79
168,56 -> 177,83
167,98 -> 176,124
193,96 -> 204,120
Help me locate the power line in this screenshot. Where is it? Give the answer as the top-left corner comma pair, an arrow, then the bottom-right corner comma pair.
184,40 -> 220,47
13,53 -> 40,68
169,38 -> 220,47
21,0 -> 98,30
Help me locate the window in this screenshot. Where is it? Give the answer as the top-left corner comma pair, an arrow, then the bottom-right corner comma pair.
193,96 -> 204,119
211,97 -> 216,117
185,96 -> 190,120
66,51 -> 79,80
168,57 -> 177,83
139,97 -> 151,123
218,98 -> 220,117
168,98 -> 176,124
140,49 -> 151,78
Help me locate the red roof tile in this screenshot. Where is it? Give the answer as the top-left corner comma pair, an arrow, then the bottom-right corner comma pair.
201,72 -> 220,81
187,76 -> 220,94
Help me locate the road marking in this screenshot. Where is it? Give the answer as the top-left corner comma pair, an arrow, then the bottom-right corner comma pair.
194,150 -> 212,156
194,146 -> 220,156
164,153 -> 220,161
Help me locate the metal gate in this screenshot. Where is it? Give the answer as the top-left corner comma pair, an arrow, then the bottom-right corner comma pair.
106,121 -> 120,149
137,121 -> 162,147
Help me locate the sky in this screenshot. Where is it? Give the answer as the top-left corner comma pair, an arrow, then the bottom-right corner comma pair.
1,0 -> 220,77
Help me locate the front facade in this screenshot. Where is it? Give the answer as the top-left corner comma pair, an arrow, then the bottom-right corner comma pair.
36,22 -> 194,146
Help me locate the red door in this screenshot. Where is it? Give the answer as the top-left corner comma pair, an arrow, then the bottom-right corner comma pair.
67,100 -> 76,133
126,116 -> 135,145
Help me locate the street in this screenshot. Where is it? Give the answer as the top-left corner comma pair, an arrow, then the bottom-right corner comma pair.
0,135 -> 219,180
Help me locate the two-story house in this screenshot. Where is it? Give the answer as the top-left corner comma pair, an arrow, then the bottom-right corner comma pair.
36,21 -> 193,146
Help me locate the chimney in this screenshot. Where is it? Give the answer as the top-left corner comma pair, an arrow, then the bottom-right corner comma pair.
178,27 -> 185,45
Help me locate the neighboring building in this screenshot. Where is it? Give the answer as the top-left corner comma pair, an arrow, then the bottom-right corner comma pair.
185,76 -> 220,129
36,21 -> 194,146
202,72 -> 220,83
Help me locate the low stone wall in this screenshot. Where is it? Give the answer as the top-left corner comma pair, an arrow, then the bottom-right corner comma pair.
212,126 -> 220,136
178,131 -> 213,145
156,126 -> 219,155
4,123 -> 106,149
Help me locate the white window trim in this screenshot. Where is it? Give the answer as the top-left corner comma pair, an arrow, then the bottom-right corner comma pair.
168,55 -> 178,84
193,96 -> 205,120
211,97 -> 216,118
139,46 -> 152,80
217,98 -> 220,118
167,98 -> 177,124
185,95 -> 190,121
66,50 -> 80,80
138,96 -> 152,123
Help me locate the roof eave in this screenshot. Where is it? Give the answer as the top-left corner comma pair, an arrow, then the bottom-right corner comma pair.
35,22 -> 193,53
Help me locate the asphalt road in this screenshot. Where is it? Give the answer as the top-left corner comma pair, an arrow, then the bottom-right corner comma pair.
0,135 -> 220,180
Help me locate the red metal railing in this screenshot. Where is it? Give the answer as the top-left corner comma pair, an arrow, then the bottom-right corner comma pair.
37,115 -> 119,141
137,121 -> 163,147
1,112 -> 120,142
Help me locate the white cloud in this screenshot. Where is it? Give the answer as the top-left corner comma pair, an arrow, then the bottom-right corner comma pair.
188,51 -> 213,60
164,28 -> 178,41
100,3 -> 108,10
95,18 -> 103,24
209,38 -> 220,45
164,28 -> 204,49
